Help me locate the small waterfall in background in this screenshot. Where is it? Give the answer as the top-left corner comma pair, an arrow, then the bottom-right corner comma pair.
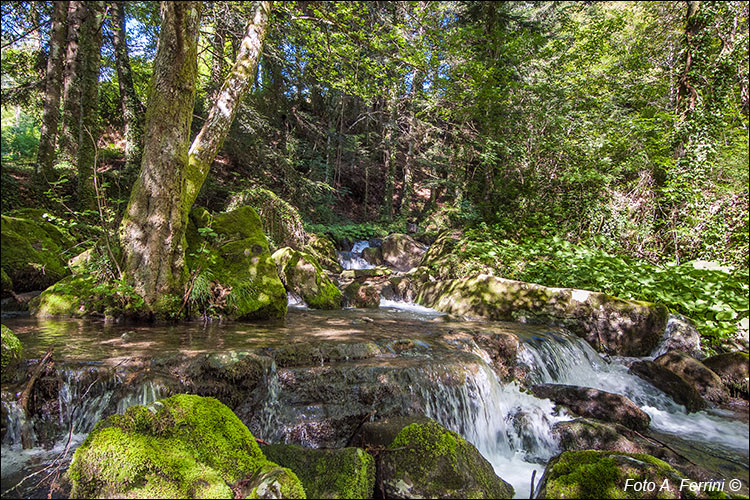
338,240 -> 375,270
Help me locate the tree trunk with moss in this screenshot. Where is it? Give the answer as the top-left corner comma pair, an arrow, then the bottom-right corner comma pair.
112,1 -> 143,174
119,1 -> 202,315
58,0 -> 86,164
76,1 -> 105,212
120,1 -> 271,316
35,0 -> 69,181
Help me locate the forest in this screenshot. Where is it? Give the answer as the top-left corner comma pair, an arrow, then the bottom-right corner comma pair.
1,1 -> 749,499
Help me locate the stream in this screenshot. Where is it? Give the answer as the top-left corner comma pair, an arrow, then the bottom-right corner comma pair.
1,242 -> 748,499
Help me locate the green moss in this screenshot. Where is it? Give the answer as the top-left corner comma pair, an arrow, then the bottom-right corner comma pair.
383,419 -> 513,499
1,214 -> 75,293
226,188 -> 307,250
542,450 -> 707,499
244,462 -> 307,499
272,247 -> 342,309
67,394 -> 285,499
263,444 -> 375,499
1,324 -> 23,381
1,267 -> 12,296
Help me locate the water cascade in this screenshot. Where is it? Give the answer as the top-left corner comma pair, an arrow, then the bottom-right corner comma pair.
338,240 -> 375,270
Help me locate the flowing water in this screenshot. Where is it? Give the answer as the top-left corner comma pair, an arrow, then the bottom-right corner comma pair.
338,239 -> 375,270
1,300 -> 747,499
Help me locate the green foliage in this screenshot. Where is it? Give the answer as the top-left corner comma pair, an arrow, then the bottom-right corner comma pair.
305,222 -> 387,245
432,226 -> 749,347
1,107 -> 40,159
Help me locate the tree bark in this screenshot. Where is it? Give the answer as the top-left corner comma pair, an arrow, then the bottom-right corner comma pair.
119,1 -> 202,314
58,1 -> 86,164
76,1 -> 105,211
382,94 -> 397,221
111,1 -> 143,174
35,0 -> 69,181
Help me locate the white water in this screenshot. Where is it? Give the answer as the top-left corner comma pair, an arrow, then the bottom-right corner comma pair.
379,298 -> 446,319
338,240 -> 375,270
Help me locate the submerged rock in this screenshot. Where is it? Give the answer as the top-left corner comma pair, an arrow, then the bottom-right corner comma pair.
416,274 -> 669,356
185,206 -> 287,320
629,360 -> 707,412
1,324 -> 22,382
380,419 -> 514,499
262,444 -> 375,499
67,394 -> 305,499
536,450 -> 698,499
531,384 -> 650,431
654,350 -> 728,404
1,214 -> 75,295
702,351 -> 749,399
272,247 -> 343,309
381,234 -> 427,272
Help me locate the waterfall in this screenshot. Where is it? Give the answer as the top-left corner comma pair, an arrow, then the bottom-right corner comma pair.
338,240 -> 375,270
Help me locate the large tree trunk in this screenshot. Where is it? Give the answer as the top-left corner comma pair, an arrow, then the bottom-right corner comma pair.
119,1 -> 202,315
76,1 -> 105,211
111,1 -> 143,174
35,0 -> 69,181
58,1 -> 86,163
382,95 -> 397,221
120,1 -> 271,316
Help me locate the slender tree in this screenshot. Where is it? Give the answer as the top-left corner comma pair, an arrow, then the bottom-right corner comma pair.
58,0 -> 86,163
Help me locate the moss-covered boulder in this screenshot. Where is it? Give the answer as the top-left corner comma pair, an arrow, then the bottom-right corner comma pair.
531,384 -> 650,431
361,246 -> 383,266
381,233 -> 427,272
702,351 -> 749,399
1,324 -> 22,382
262,444 -> 375,499
416,274 -> 669,356
186,206 -> 287,320
342,282 -> 380,308
1,214 -> 75,294
340,267 -> 392,279
272,247 -> 342,309
380,419 -> 514,499
67,394 -> 305,499
654,350 -> 728,404
227,188 -> 307,251
305,234 -> 342,273
536,450 -> 720,499
629,360 -> 707,412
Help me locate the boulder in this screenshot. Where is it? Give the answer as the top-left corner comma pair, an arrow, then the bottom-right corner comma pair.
380,419 -> 514,499
552,419 -> 655,455
1,214 -> 75,294
262,444 -> 375,499
417,274 -> 669,356
654,351 -> 728,404
67,394 -> 305,499
305,234 -> 342,273
702,351 -> 749,399
418,230 -> 463,280
1,324 -> 22,383
361,246 -> 383,266
381,234 -> 427,271
629,360 -> 706,412
340,267 -> 392,279
272,247 -> 343,309
650,314 -> 703,359
536,450 -> 692,499
343,282 -> 380,308
185,206 -> 287,320
352,416 -> 433,448
531,384 -> 650,431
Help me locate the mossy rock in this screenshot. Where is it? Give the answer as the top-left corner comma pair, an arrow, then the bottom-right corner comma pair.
67,394 -> 306,499
1,214 -> 75,293
262,444 -> 375,499
340,267 -> 391,279
1,324 -> 23,382
305,234 -> 342,273
536,450 -> 725,499
226,188 -> 307,251
186,206 -> 288,320
342,282 -> 380,308
1,267 -> 12,297
381,419 -> 514,499
381,233 -> 427,272
272,247 -> 343,309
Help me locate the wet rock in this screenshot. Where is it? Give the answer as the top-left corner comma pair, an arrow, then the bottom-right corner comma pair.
1,324 -> 22,382
341,267 -> 392,279
416,274 -> 669,356
67,394 -> 305,499
380,419 -> 514,499
352,416 -> 433,448
262,444 -> 375,499
472,331 -> 522,383
654,350 -> 728,404
273,247 -> 343,309
553,419 -> 660,456
185,206 -> 287,320
651,314 -> 704,359
702,351 -> 749,399
536,450 -> 694,499
381,234 -> 427,272
305,233 -> 342,273
629,360 -> 706,412
387,276 -> 417,303
362,246 -> 383,266
343,282 -> 381,308
270,341 -> 382,368
531,384 -> 650,431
